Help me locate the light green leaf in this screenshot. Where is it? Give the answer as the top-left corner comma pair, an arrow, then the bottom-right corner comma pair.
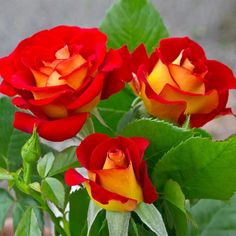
135,203 -> 168,236
37,152 -> 55,178
15,208 -> 41,236
106,211 -> 131,236
152,136 -> 236,200
189,194 -> 236,236
12,197 -> 44,232
29,182 -> 41,193
100,0 -> 168,54
48,147 -> 78,176
0,188 -> 14,230
78,117 -> 95,140
122,119 -> 205,168
87,201 -> 102,236
41,177 -> 65,209
163,180 -> 187,236
0,167 -> 13,180
69,188 -> 90,236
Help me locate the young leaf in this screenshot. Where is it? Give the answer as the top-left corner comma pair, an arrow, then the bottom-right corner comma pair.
100,0 -> 168,54
37,152 -> 55,178
152,136 -> 236,200
106,211 -> 131,236
135,202 -> 168,236
87,201 -> 103,236
48,147 -> 78,176
0,167 -> 13,180
189,194 -> 236,236
0,188 -> 14,231
69,188 -> 90,236
15,208 -> 41,236
41,177 -> 65,209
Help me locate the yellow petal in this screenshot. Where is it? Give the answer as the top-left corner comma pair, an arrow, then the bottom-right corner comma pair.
147,60 -> 178,94
55,45 -> 70,60
46,71 -> 67,87
31,69 -> 48,87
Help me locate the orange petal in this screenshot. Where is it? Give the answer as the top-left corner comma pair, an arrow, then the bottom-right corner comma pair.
147,60 -> 178,94
85,182 -> 137,212
31,69 -> 48,87
32,91 -> 58,100
42,104 -> 68,119
168,64 -> 205,94
63,66 -> 88,90
94,163 -> 143,203
56,54 -> 87,76
182,58 -> 195,71
75,94 -> 101,113
39,66 -> 53,76
46,71 -> 67,87
160,84 -> 219,114
140,82 -> 186,123
55,45 -> 70,59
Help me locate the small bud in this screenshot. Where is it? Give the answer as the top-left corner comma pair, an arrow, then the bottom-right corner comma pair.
21,126 -> 41,163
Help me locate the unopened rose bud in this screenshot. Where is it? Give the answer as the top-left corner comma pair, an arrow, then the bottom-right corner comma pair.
21,126 -> 41,163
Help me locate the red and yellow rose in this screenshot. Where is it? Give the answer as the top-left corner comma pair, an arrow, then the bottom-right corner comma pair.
65,133 -> 157,212
129,37 -> 236,127
0,26 -> 127,141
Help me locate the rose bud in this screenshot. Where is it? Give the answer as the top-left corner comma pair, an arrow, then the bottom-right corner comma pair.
65,133 -> 157,212
129,37 -> 236,127
0,26 -> 128,141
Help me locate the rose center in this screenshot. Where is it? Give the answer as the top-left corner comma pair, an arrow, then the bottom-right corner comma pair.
103,148 -> 128,169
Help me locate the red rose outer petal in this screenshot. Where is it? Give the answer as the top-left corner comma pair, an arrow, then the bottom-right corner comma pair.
76,133 -> 109,169
64,168 -> 87,186
14,111 -> 88,141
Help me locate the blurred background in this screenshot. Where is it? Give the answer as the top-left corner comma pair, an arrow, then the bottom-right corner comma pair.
0,0 -> 236,139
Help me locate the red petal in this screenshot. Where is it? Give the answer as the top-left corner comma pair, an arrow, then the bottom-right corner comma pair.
102,48 -> 122,72
64,168 -> 87,186
139,161 -> 158,203
76,133 -> 109,168
0,81 -> 17,96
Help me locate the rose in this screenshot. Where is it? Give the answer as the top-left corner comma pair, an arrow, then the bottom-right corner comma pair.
65,133 -> 157,212
0,26 -> 127,141
129,37 -> 236,127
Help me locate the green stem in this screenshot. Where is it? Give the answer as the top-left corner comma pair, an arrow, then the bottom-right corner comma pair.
15,179 -> 68,236
23,161 -> 32,184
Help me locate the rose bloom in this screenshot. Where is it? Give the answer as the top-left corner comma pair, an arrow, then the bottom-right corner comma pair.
0,26 -> 127,141
65,133 -> 157,212
129,37 -> 236,127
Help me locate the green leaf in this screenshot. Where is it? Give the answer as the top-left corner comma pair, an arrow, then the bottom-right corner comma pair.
163,180 -> 188,236
87,201 -> 103,236
106,211 -> 131,236
48,147 -> 78,176
41,177 -> 65,209
15,208 -> 41,236
37,152 -> 55,178
189,194 -> 236,236
135,203 -> 168,236
0,97 -> 30,170
122,119 -> 202,168
100,0 -> 168,54
77,117 -> 95,140
152,136 -> 236,200
0,167 -> 13,180
93,88 -> 135,136
0,188 -> 14,230
12,197 -> 44,232
69,188 -> 90,236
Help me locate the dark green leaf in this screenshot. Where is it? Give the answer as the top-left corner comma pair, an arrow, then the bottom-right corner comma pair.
48,147 -> 78,176
41,177 -> 65,209
93,88 -> 135,135
0,188 -> 14,230
189,194 -> 236,236
100,0 -> 168,54
163,180 -> 188,236
69,188 -> 90,236
152,136 -> 236,200
15,208 -> 41,236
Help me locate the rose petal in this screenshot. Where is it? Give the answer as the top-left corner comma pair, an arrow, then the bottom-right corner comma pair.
64,168 -> 87,186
